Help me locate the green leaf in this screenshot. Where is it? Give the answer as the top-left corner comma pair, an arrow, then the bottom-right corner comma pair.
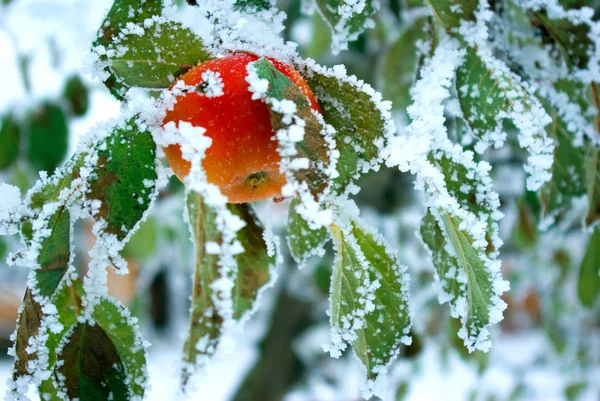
105,20 -> 212,91
530,8 -> 593,70
305,68 -> 390,193
63,75 -> 89,117
328,219 -> 411,381
234,0 -> 273,11
512,195 -> 539,249
538,100 -> 587,222
426,0 -> 477,30
228,203 -> 274,320
182,192 -> 222,385
35,208 -> 71,297
252,58 -> 331,196
585,144 -> 600,226
57,323 -> 129,401
287,198 -> 330,265
420,210 -> 499,352
38,280 -> 83,399
0,236 -> 6,261
93,298 -> 148,399
577,227 -> 600,307
182,193 -> 274,386
315,0 -> 379,53
347,220 -> 411,380
87,117 -> 157,241
26,102 -> 68,173
379,15 -> 428,116
94,0 -> 164,98
122,217 -> 158,260
456,48 -> 538,146
13,208 -> 72,380
0,114 -> 20,170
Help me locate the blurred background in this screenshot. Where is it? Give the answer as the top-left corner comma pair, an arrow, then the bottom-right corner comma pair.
1,0 -> 599,400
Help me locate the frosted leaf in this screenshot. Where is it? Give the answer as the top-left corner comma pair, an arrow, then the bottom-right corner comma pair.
327,200 -> 411,398
313,0 -> 380,54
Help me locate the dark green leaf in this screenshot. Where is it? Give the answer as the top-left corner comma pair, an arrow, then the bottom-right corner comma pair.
94,0 -> 164,98
87,117 -> 157,241
63,75 -> 89,117
182,192 -> 222,386
26,102 -> 68,173
585,144 -> 600,226
93,298 -> 148,399
0,114 -> 20,170
58,323 -> 129,401
234,0 -> 273,11
0,236 -> 6,261
379,15 -> 428,116
426,0 -> 477,30
456,48 -> 540,146
36,208 -> 71,297
105,20 -> 212,91
578,227 -> 600,307
305,68 -> 390,193
13,208 -> 72,380
38,280 -> 83,398
287,198 -> 330,265
182,194 -> 273,386
228,203 -> 274,319
530,9 -> 593,70
315,0 -> 379,52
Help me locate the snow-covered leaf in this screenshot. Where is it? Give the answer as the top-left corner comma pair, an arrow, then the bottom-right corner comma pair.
328,217 -> 411,390
577,226 -> 600,307
0,114 -> 20,171
182,192 -> 222,385
530,7 -> 594,70
38,282 -> 147,400
104,20 -> 212,91
57,323 -> 129,401
456,48 -> 553,189
35,209 -> 71,297
25,103 -> 68,174
379,15 -> 428,117
305,66 -> 392,193
94,0 -> 165,98
87,117 -> 157,242
287,198 -> 330,266
420,210 -> 501,353
427,0 -> 477,30
315,0 -> 379,53
538,99 -> 587,224
182,193 -> 273,385
12,209 -> 71,380
93,297 -> 148,399
228,203 -> 274,320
